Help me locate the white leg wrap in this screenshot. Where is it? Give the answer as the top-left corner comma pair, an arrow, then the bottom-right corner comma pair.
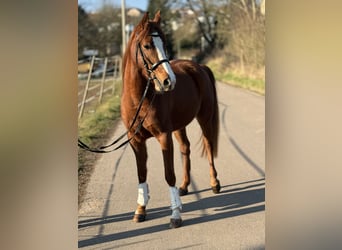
137,182 -> 150,206
169,186 -> 182,219
171,208 -> 181,219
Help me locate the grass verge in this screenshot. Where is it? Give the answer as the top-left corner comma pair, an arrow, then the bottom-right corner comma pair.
206,60 -> 265,95
78,92 -> 121,208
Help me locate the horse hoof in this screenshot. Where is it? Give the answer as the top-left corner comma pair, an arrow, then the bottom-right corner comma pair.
179,187 -> 188,196
169,218 -> 182,228
211,180 -> 221,194
133,213 -> 146,223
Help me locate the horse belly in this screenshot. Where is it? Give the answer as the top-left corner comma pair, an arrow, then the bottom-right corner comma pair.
170,87 -> 201,131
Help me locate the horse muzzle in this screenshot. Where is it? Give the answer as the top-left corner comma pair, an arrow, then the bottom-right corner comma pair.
154,76 -> 176,93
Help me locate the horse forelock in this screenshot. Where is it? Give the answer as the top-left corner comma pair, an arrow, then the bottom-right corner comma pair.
135,21 -> 164,44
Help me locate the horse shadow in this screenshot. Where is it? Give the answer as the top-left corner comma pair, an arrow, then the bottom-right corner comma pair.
182,182 -> 265,226
78,179 -> 265,248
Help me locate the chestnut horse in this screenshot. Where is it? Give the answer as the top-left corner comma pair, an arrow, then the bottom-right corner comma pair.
121,11 -> 220,228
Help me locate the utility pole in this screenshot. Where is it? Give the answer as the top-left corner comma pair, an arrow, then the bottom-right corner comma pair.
121,0 -> 126,55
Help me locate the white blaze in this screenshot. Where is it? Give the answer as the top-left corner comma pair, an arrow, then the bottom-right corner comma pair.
151,32 -> 176,84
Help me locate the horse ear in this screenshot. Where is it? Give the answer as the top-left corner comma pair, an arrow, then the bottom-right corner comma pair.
153,10 -> 161,25
138,12 -> 150,28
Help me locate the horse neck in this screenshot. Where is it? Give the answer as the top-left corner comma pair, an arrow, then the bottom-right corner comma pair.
123,58 -> 147,98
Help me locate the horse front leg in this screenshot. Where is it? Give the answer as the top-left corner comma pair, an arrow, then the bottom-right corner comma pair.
158,132 -> 183,228
130,138 -> 149,222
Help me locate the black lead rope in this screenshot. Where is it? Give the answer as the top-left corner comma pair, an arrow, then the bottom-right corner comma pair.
78,78 -> 155,153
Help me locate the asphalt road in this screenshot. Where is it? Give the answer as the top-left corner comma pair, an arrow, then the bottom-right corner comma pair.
78,82 -> 265,249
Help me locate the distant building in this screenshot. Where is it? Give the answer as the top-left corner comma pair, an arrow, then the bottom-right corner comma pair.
127,8 -> 143,17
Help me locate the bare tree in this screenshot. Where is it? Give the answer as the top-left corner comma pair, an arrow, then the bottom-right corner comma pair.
171,0 -> 264,77
185,0 -> 217,49
226,0 -> 265,74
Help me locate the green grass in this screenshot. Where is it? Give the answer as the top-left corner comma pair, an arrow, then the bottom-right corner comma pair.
218,72 -> 264,95
78,85 -> 122,207
78,95 -> 121,146
206,60 -> 265,95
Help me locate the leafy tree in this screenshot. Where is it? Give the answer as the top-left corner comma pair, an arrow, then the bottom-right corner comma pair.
90,4 -> 122,57
78,5 -> 98,58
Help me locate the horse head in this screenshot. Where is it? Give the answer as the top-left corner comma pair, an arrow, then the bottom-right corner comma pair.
130,11 -> 176,93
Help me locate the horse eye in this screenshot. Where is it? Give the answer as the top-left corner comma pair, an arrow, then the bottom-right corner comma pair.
143,44 -> 152,50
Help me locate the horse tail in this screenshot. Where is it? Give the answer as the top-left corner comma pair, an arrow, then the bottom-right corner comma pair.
201,65 -> 219,158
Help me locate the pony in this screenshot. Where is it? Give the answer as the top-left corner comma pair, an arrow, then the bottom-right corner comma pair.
121,11 -> 220,228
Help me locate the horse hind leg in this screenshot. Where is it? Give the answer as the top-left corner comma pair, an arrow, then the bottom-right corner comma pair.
197,114 -> 221,194
173,128 -> 191,196
201,135 -> 221,194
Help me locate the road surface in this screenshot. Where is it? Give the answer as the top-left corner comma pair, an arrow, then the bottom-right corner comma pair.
78,82 -> 265,249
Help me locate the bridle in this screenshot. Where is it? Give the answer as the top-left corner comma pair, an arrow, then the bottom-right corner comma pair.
78,33 -> 170,153
137,32 -> 172,93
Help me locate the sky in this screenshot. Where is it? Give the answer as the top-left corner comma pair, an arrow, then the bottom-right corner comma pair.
78,0 -> 148,13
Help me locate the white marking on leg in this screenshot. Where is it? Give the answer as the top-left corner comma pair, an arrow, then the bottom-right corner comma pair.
169,186 -> 182,219
137,182 -> 150,206
152,34 -> 176,85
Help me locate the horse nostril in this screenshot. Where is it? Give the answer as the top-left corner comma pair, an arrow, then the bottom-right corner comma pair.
163,79 -> 171,87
